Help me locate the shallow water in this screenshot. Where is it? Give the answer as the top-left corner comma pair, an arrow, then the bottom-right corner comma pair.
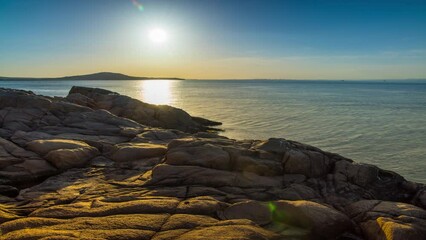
1,79 -> 425,183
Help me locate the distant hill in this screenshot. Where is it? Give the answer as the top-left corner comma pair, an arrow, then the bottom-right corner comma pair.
0,72 -> 184,81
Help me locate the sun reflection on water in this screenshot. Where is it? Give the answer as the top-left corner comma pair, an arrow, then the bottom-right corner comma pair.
140,80 -> 173,105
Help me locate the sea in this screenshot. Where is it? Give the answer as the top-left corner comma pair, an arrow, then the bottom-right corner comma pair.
1,79 -> 425,183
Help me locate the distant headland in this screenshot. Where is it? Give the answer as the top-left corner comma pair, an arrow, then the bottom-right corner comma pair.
0,72 -> 185,81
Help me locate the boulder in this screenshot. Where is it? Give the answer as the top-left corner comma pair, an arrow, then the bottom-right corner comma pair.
110,143 -> 167,162
132,129 -> 182,143
65,92 -> 97,108
271,200 -> 354,239
26,139 -> 92,156
44,147 -> 99,170
218,200 -> 272,226
165,144 -> 231,170
219,199 -> 353,238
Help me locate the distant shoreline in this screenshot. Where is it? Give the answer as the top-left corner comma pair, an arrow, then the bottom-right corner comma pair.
2,71 -> 426,82
0,78 -> 185,81
0,72 -> 184,81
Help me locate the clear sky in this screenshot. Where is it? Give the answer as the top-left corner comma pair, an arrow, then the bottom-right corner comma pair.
1,0 -> 425,79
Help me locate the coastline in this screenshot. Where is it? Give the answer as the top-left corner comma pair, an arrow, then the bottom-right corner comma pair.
0,86 -> 425,239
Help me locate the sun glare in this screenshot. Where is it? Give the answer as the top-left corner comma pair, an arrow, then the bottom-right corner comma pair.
149,28 -> 167,43
140,80 -> 173,105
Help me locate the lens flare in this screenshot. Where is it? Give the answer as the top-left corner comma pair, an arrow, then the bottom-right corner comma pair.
131,0 -> 144,11
268,202 -> 277,213
268,202 -> 286,222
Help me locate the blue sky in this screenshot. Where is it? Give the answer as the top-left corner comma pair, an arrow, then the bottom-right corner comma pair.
0,0 -> 425,79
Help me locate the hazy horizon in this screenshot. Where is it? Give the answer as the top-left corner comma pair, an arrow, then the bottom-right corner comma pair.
1,0 -> 426,79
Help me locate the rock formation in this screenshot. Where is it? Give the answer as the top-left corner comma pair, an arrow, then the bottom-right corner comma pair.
0,87 -> 424,239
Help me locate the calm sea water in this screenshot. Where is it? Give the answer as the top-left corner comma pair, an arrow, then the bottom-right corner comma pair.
1,79 -> 425,183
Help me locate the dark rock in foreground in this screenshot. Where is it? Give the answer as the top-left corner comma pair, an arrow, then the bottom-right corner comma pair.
0,87 -> 425,240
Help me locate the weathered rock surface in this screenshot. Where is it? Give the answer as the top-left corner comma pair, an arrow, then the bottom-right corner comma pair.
68,86 -> 221,132
0,87 -> 424,240
346,200 -> 426,240
109,142 -> 167,162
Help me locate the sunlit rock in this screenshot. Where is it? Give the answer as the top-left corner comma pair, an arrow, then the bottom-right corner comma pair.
110,142 -> 167,162
347,200 -> 426,240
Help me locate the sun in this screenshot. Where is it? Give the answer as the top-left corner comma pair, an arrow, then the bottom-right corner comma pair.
149,28 -> 167,43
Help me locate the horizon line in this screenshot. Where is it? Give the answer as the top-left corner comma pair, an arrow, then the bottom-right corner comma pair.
1,71 -> 426,82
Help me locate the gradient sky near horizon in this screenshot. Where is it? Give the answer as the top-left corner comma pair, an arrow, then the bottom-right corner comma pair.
1,0 -> 425,79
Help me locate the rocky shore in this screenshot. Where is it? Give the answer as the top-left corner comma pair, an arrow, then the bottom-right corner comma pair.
0,86 -> 425,240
